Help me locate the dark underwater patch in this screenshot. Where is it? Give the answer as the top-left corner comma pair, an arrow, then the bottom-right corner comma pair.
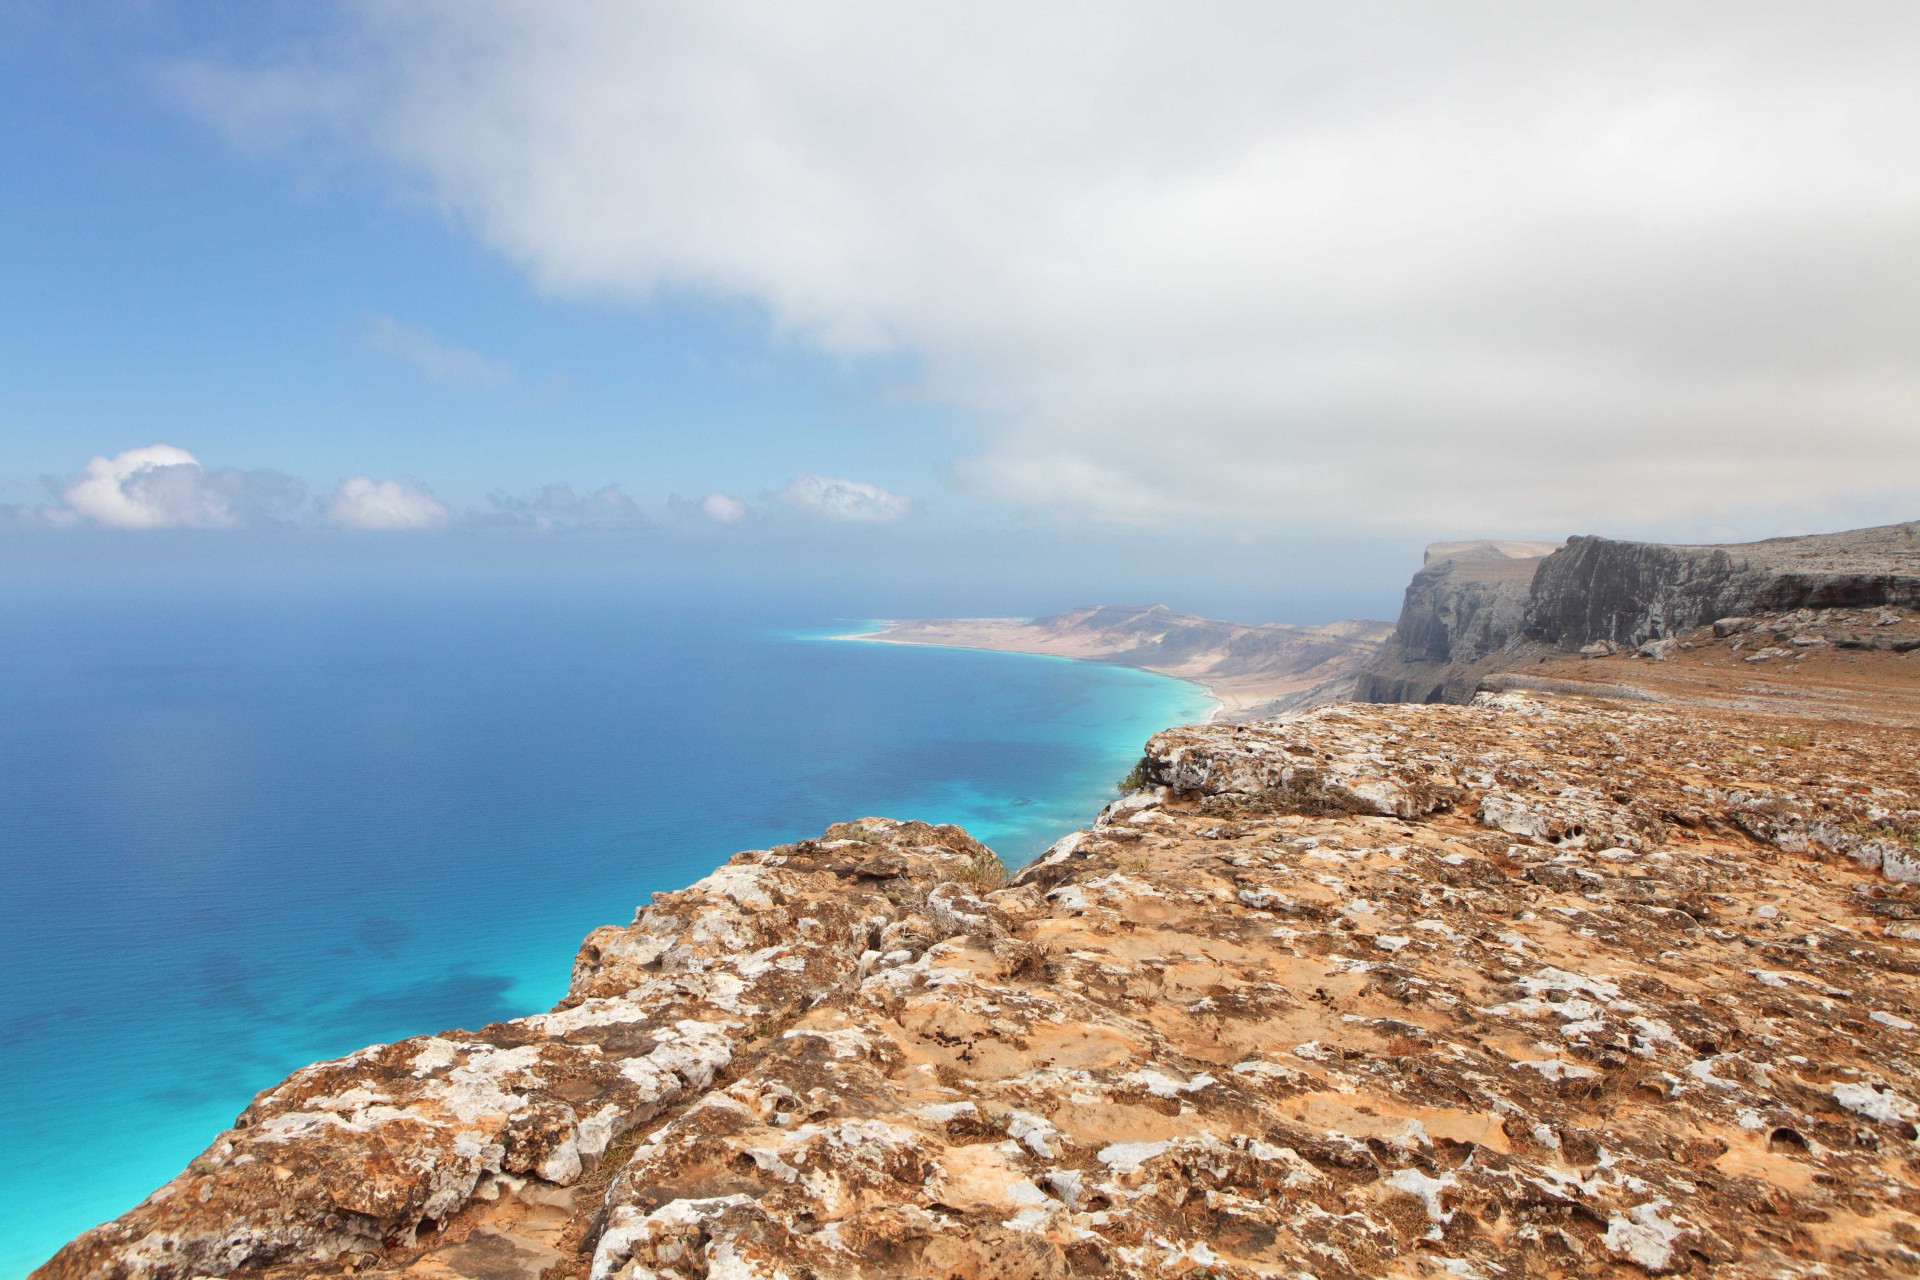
353,914 -> 415,959
324,971 -> 522,1044
195,951 -> 263,1013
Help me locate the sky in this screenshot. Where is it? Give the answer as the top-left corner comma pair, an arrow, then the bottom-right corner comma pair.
3,3 -> 1918,619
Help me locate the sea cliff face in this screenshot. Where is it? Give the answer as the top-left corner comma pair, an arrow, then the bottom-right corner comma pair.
1529,527 -> 1920,651
39,694 -> 1920,1280
1358,520 -> 1920,705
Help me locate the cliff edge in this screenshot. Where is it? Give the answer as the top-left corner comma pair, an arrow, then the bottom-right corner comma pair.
38,694 -> 1920,1280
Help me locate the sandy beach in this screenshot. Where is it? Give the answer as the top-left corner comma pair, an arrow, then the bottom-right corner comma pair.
842,619 -> 1226,718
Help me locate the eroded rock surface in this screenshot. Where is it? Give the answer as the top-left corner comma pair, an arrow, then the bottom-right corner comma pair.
39,697 -> 1920,1280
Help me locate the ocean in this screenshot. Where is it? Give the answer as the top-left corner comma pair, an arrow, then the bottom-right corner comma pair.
0,573 -> 1211,1277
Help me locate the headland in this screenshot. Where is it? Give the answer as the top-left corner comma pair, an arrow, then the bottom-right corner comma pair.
853,607 -> 1394,720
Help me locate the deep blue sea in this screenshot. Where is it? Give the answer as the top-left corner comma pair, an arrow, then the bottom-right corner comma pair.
0,573 -> 1210,1277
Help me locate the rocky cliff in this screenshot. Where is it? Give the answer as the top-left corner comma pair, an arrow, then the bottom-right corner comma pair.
1530,523 -> 1920,650
1353,541 -> 1559,704
39,693 -> 1920,1280
1358,520 -> 1920,705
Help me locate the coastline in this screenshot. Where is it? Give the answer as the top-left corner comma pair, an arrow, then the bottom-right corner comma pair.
833,618 -> 1231,722
37,527 -> 1920,1279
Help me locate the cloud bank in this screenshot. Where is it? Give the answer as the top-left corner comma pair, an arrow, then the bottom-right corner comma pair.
7,446 -> 911,537
479,483 -> 645,529
669,481 -> 910,525
181,2 -> 1920,534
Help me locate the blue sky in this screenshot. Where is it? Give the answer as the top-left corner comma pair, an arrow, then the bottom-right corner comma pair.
0,4 -> 954,519
3,4 -> 1917,616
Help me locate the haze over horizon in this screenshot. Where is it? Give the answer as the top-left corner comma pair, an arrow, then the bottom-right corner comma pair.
5,3 -> 1919,616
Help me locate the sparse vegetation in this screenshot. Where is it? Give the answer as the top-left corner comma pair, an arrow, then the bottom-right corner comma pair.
1115,757 -> 1150,794
1859,818 -> 1920,848
957,848 -> 1007,889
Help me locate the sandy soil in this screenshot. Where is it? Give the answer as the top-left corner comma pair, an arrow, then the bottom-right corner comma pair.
1510,610 -> 1920,728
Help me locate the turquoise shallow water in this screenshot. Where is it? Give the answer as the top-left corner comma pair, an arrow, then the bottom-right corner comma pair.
0,577 -> 1210,1277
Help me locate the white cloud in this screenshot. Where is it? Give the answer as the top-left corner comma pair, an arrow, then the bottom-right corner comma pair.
698,492 -> 747,524
324,475 -> 448,530
480,482 -> 645,529
63,445 -> 207,528
773,474 -> 913,524
366,314 -> 510,384
180,3 -> 1920,534
57,444 -> 306,529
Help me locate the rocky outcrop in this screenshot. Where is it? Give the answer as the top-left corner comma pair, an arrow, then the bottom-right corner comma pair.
1359,520 -> 1920,705
36,820 -> 1006,1280
40,696 -> 1920,1280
